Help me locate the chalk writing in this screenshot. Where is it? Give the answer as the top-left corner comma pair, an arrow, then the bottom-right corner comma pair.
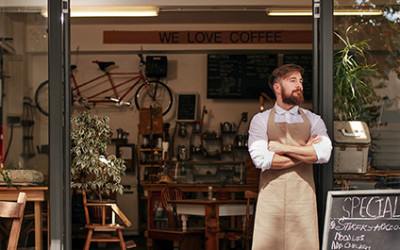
323,191 -> 400,250
330,220 -> 400,232
342,196 -> 400,219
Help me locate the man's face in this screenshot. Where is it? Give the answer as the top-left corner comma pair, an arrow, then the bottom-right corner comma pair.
278,71 -> 304,106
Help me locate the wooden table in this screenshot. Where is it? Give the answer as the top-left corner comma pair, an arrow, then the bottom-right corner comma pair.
0,186 -> 48,250
170,199 -> 253,250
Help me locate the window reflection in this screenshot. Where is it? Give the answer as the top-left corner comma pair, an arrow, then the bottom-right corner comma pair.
0,8 -> 48,182
334,0 -> 400,188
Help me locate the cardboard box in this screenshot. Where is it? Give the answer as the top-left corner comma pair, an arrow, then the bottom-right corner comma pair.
333,121 -> 370,173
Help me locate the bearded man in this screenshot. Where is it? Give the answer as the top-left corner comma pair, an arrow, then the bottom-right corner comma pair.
248,64 -> 332,250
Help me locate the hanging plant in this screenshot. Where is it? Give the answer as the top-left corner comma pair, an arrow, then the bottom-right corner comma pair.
70,111 -> 126,201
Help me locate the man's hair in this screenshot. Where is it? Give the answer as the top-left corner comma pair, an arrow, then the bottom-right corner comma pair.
268,64 -> 304,90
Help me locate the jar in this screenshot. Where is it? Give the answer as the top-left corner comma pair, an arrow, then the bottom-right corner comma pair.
156,137 -> 163,148
178,123 -> 188,138
178,145 -> 187,161
208,186 -> 213,200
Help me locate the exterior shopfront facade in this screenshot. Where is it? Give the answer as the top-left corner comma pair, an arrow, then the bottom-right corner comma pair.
2,1 -> 400,249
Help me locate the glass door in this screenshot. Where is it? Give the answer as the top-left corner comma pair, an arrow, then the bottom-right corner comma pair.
0,1 -> 71,249
333,1 -> 400,190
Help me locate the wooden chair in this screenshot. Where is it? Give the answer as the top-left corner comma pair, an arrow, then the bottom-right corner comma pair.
221,190 -> 258,250
81,189 -> 136,250
160,186 -> 183,229
147,186 -> 204,250
0,192 -> 27,250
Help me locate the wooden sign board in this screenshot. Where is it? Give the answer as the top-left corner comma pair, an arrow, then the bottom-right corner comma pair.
103,30 -> 312,44
322,189 -> 400,250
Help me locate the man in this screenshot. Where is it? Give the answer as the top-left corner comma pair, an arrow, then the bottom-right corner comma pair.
248,64 -> 332,250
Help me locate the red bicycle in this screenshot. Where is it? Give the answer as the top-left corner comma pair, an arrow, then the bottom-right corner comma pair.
34,54 -> 173,116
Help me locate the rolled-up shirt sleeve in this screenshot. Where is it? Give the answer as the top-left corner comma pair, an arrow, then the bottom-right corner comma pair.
310,114 -> 332,164
248,112 -> 275,172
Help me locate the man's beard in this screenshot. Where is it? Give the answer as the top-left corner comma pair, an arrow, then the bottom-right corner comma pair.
282,88 -> 304,106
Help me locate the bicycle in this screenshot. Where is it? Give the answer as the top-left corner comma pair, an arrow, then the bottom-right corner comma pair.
34,54 -> 173,116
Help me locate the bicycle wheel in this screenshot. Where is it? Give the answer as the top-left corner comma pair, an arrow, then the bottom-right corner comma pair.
34,80 -> 49,116
134,80 -> 173,116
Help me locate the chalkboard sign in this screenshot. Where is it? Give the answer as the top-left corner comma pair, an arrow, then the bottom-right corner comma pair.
176,93 -> 199,122
207,54 -> 278,99
283,53 -> 313,100
323,190 -> 400,250
207,52 -> 313,100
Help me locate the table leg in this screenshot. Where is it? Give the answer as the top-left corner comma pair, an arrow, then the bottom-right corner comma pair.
205,204 -> 218,250
34,201 -> 43,250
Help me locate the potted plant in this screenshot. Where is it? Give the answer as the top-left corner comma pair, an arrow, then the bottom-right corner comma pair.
334,26 -> 381,122
333,27 -> 383,174
70,111 -> 126,201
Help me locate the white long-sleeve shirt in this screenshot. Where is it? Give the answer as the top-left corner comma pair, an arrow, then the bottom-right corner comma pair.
248,104 -> 332,172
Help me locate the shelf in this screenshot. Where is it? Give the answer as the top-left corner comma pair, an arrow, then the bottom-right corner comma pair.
202,136 -> 220,140
234,146 -> 248,151
139,163 -> 163,167
139,148 -> 163,151
166,160 -> 244,164
111,138 -> 128,144
221,131 -> 237,134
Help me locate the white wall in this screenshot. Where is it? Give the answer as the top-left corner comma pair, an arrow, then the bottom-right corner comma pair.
4,17 -> 312,164
66,22 -> 312,156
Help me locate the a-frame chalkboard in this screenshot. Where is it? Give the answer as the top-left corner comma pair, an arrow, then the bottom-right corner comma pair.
323,190 -> 400,250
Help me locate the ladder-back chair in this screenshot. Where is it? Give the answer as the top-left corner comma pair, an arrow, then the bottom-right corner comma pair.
82,189 -> 136,250
0,192 -> 27,250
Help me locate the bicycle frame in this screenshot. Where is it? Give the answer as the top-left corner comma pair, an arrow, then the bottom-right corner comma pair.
71,69 -> 146,104
35,58 -> 173,117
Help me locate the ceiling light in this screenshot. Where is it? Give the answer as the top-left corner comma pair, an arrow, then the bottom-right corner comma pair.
267,10 -> 313,16
267,9 -> 383,16
70,6 -> 159,17
334,10 -> 383,16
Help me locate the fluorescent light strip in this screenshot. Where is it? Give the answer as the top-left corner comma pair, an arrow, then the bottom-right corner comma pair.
267,9 -> 383,16
70,6 -> 159,17
334,10 -> 383,16
267,10 -> 313,16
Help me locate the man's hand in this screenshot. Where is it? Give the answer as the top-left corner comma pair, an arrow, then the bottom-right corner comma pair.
268,134 -> 322,165
306,135 -> 322,145
268,141 -> 286,154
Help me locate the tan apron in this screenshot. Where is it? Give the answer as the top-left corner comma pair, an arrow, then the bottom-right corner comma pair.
252,107 -> 319,250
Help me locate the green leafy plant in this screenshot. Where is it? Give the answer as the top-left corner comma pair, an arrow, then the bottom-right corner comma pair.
0,168 -> 12,186
71,111 -> 126,201
334,27 -> 381,122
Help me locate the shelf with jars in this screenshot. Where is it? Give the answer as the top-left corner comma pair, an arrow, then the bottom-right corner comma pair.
158,160 -> 247,185
137,107 -> 167,183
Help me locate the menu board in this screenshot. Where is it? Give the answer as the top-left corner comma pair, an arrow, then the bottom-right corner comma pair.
207,54 -> 278,99
176,93 -> 199,122
207,52 -> 313,100
322,190 -> 400,250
